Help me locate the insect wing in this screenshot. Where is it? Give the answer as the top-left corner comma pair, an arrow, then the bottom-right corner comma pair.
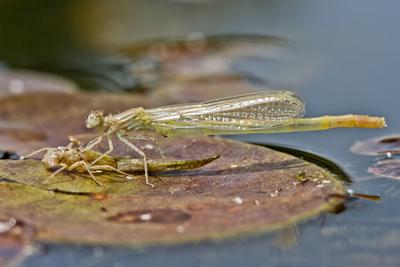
146,91 -> 305,131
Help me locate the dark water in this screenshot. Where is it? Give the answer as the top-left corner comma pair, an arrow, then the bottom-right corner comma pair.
1,1 -> 399,266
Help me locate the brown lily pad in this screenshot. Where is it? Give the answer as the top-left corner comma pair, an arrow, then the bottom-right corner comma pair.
123,34 -> 287,83
124,34 -> 281,100
0,90 -> 346,246
351,135 -> 400,156
0,137 -> 346,246
368,159 -> 400,180
0,69 -> 77,98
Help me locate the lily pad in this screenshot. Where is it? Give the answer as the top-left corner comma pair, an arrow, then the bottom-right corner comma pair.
0,137 -> 346,246
0,90 -> 346,246
123,34 -> 280,100
0,69 -> 77,98
368,159 -> 400,180
351,135 -> 400,156
122,34 -> 287,83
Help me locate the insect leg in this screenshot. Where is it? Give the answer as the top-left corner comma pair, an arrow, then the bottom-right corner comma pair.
49,163 -> 68,178
89,134 -> 114,166
82,134 -> 104,152
117,134 -> 154,187
20,147 -> 51,160
42,163 -> 68,185
69,160 -> 104,188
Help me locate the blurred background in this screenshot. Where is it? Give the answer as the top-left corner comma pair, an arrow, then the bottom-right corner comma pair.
0,1 -> 399,266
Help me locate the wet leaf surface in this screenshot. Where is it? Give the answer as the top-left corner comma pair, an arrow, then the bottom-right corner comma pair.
0,91 -> 346,246
368,159 -> 400,180
351,135 -> 400,156
0,137 -> 346,246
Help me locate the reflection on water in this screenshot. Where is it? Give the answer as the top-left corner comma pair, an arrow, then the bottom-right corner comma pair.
0,0 -> 399,267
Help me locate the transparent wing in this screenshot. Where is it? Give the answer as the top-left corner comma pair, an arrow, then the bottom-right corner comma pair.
142,91 -> 305,136
147,91 -> 305,122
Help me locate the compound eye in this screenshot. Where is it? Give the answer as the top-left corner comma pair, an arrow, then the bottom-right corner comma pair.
86,112 -> 102,128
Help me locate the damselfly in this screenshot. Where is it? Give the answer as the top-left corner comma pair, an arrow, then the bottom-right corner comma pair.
22,143 -> 219,187
82,90 -> 386,186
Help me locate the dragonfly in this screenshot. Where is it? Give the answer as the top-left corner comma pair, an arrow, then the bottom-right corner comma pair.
82,90 -> 386,187
22,143 -> 219,188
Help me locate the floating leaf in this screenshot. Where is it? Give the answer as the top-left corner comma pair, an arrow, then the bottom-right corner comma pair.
351,135 -> 400,156
121,34 -> 280,98
0,88 -> 346,246
0,137 -> 346,246
0,69 -> 77,98
368,159 -> 400,180
122,34 -> 287,85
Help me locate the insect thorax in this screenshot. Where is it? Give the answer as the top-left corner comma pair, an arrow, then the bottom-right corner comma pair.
103,115 -> 122,133
64,149 -> 83,165
123,108 -> 153,131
